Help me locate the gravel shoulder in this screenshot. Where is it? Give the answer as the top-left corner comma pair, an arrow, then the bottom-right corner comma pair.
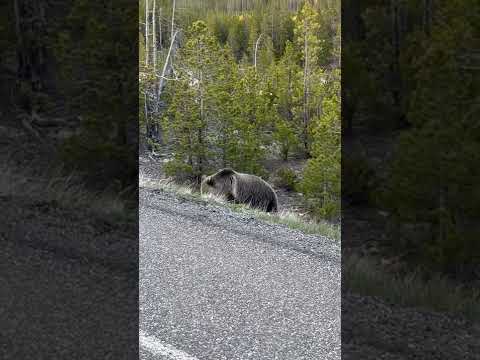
0,194 -> 138,359
140,187 -> 341,359
342,293 -> 480,359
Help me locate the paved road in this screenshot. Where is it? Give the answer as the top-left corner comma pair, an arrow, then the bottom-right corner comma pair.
139,188 -> 341,360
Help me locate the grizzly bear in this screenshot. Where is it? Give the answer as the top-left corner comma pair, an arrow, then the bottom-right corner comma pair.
201,168 -> 278,212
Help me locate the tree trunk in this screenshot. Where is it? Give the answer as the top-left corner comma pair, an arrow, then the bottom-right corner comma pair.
303,30 -> 310,156
423,0 -> 432,36
197,70 -> 205,179
171,0 -> 176,44
145,92 -> 150,139
342,90 -> 355,137
14,0 -> 50,112
145,0 -> 149,67
390,0 -> 402,125
287,68 -> 294,123
158,0 -> 178,98
152,0 -> 156,73
254,33 -> 263,71
159,7 -> 162,49
158,30 -> 179,98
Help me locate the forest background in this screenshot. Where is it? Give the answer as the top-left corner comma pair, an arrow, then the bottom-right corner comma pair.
343,0 -> 479,281
139,0 -> 480,283
139,0 -> 342,221
4,0 -> 477,282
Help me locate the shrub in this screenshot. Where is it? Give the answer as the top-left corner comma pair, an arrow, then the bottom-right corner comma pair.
60,134 -> 136,190
146,137 -> 162,152
274,167 -> 298,191
163,160 -> 195,184
301,157 -> 340,220
273,120 -> 300,161
300,71 -> 341,220
342,149 -> 376,205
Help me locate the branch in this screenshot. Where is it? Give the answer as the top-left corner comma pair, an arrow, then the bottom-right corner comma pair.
158,29 -> 180,96
157,75 -> 179,81
31,111 -> 68,127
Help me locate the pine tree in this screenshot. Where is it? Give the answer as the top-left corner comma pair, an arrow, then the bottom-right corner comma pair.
56,0 -> 138,186
208,45 -> 239,168
382,0 -> 480,269
271,41 -> 302,160
163,21 -> 221,182
228,15 -> 249,62
229,67 -> 270,175
293,1 -> 321,155
301,69 -> 341,219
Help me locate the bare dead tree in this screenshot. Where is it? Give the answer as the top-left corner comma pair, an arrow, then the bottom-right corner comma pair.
159,6 -> 163,49
145,0 -> 149,67
254,33 -> 264,72
153,0 -> 157,73
171,0 -> 176,44
14,0 -> 54,138
158,0 -> 178,98
145,92 -> 149,136
423,0 -> 432,36
390,0 -> 403,124
14,0 -> 49,95
302,16 -> 310,156
158,30 -> 179,96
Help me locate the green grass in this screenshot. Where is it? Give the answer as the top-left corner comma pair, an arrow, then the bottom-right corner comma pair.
344,254 -> 480,321
235,205 -> 340,240
140,175 -> 341,240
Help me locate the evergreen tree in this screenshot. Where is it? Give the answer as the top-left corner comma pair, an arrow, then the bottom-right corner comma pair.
301,69 -> 341,218
271,41 -> 302,160
229,67 -> 271,175
56,0 -> 138,187
163,21 -> 221,182
293,1 -> 321,155
382,0 -> 480,269
228,15 -> 249,62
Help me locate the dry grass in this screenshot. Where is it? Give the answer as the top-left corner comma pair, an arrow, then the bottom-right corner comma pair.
1,163 -> 132,221
141,176 -> 340,240
254,208 -> 340,240
344,254 -> 480,320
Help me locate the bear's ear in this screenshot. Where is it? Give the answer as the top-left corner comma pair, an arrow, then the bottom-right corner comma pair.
218,168 -> 235,177
205,176 -> 214,186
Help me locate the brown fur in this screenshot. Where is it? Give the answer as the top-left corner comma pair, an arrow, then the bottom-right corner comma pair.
201,168 -> 278,212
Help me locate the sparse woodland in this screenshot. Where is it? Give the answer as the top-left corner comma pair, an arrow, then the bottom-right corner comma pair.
139,0 -> 341,220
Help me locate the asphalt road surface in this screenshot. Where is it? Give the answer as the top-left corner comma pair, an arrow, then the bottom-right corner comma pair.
139,188 -> 341,360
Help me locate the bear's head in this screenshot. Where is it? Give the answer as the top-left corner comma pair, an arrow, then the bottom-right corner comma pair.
200,168 -> 236,199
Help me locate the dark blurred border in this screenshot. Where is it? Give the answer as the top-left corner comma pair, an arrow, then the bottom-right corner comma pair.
1,1 -> 138,358
342,0 -> 479,358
